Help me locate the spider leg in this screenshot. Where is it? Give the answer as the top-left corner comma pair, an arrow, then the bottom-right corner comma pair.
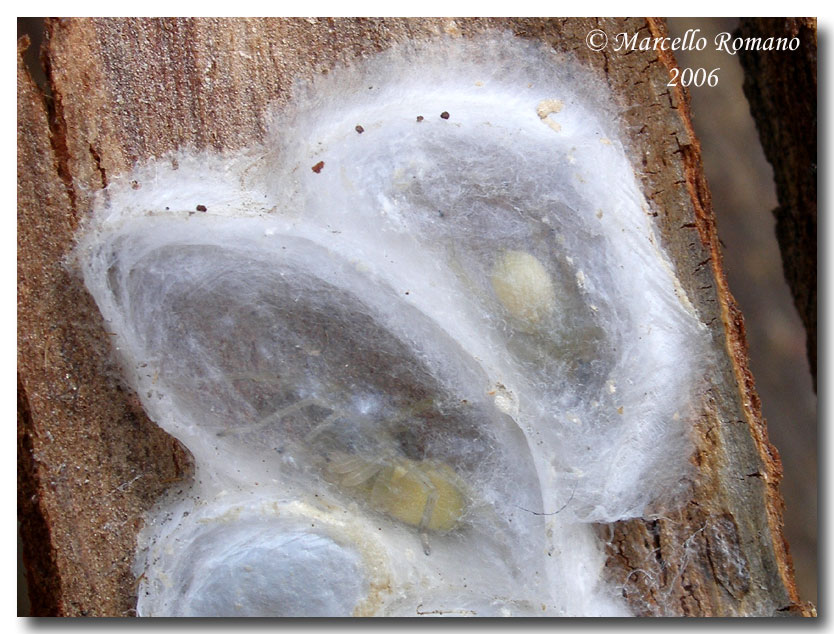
327,453 -> 382,487
217,396 -> 324,437
420,531 -> 432,557
303,409 -> 342,444
410,465 -> 439,556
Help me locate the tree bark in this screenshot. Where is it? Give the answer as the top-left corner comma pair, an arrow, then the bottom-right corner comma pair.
735,18 -> 817,391
17,17 -> 812,616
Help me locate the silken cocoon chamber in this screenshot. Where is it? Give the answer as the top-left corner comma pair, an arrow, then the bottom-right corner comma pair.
74,32 -> 710,616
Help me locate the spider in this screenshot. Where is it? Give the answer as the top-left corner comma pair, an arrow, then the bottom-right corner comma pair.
241,390 -> 469,555
324,450 -> 467,555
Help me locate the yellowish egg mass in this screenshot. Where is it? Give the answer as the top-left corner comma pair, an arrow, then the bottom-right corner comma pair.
490,250 -> 556,324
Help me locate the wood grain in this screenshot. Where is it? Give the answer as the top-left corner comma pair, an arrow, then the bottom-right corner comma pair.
17,17 -> 810,616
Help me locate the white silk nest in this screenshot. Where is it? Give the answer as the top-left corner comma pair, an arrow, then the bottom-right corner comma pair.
75,32 -> 709,617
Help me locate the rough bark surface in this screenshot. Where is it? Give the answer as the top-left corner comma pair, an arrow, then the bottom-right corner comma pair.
17,17 -> 811,616
735,17 -> 817,391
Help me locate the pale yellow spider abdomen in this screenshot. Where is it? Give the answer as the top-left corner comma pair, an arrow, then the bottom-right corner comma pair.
326,453 -> 467,536
369,460 -> 466,533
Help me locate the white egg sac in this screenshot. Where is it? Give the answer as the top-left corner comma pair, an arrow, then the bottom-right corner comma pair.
75,32 -> 709,616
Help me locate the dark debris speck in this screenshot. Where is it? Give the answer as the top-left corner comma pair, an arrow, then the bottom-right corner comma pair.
196,205 -> 207,212
440,111 -> 450,120
312,161 -> 325,174
355,125 -> 364,134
